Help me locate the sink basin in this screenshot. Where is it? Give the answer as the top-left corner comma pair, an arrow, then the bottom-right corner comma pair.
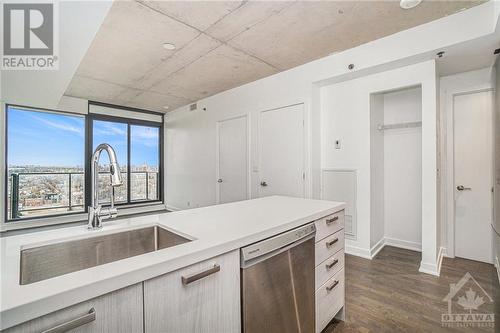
20,225 -> 191,285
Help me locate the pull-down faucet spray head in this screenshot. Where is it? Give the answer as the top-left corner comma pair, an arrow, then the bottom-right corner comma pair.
88,143 -> 123,230
109,162 -> 123,187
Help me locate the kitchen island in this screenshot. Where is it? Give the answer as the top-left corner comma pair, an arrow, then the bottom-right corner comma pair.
1,196 -> 345,332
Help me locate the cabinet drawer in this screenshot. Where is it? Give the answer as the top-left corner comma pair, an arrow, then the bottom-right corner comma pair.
4,284 -> 143,333
315,211 -> 344,241
315,229 -> 344,265
315,269 -> 345,333
315,249 -> 344,289
144,250 -> 240,333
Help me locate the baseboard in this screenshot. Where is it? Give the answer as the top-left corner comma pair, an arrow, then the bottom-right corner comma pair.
495,256 -> 500,285
384,237 -> 421,252
346,238 -> 429,264
345,245 -> 371,259
370,238 -> 385,259
165,205 -> 182,212
418,246 -> 444,277
419,261 -> 440,276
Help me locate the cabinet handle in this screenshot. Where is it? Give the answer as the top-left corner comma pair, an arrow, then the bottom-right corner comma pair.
42,308 -> 95,333
326,216 -> 339,225
326,259 -> 339,269
182,264 -> 220,285
326,238 -> 339,247
326,280 -> 339,292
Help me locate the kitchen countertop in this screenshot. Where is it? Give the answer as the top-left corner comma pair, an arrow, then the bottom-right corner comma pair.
0,196 -> 345,330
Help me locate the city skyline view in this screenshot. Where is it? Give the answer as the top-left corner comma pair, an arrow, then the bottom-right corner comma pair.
8,107 -> 160,168
7,106 -> 161,220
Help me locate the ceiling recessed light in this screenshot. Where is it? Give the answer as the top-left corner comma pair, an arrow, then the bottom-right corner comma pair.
400,0 -> 422,9
162,43 -> 176,50
163,106 -> 170,110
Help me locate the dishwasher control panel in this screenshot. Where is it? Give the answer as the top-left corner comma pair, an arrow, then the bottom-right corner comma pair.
240,223 -> 316,265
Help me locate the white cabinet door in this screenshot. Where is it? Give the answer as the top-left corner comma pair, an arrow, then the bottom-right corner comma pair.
5,283 -> 143,333
144,250 -> 240,333
259,104 -> 305,198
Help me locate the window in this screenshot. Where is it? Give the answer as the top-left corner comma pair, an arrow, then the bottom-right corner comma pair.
92,120 -> 128,204
130,125 -> 160,201
90,116 -> 161,206
6,106 -> 86,220
5,103 -> 163,223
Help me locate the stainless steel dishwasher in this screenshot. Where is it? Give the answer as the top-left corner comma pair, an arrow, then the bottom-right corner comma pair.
241,223 -> 316,333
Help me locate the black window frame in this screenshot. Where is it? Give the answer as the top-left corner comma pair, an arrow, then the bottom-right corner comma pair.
4,102 -> 164,223
87,102 -> 164,208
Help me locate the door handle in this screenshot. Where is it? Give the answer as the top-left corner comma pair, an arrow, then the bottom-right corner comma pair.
260,181 -> 268,187
457,185 -> 471,191
217,179 -> 223,183
42,308 -> 95,333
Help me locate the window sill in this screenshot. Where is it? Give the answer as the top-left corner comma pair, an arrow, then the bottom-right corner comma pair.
1,203 -> 168,235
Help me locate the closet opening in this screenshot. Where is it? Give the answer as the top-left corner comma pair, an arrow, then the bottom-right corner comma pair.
370,85 -> 423,256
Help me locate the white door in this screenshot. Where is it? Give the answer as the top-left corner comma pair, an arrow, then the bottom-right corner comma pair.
259,104 -> 305,197
217,116 -> 248,204
454,90 -> 493,263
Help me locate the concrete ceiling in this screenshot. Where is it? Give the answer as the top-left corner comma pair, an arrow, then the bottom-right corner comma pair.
65,0 -> 485,112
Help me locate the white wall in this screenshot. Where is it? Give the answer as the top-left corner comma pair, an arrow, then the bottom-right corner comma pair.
321,61 -> 438,273
383,87 -> 422,249
494,61 -> 500,277
165,1 -> 499,209
370,94 -> 385,248
439,67 -> 496,258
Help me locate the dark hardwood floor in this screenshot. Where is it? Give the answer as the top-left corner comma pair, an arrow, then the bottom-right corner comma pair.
324,246 -> 500,332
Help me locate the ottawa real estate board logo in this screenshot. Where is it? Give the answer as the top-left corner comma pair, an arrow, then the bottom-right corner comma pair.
442,272 -> 494,329
2,2 -> 59,70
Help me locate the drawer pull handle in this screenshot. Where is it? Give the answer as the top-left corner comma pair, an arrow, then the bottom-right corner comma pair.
326,238 -> 339,247
326,259 -> 339,269
326,280 -> 339,292
182,264 -> 220,285
326,216 -> 339,225
42,308 -> 95,333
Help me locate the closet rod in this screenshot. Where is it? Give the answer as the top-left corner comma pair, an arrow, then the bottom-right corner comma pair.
377,121 -> 422,131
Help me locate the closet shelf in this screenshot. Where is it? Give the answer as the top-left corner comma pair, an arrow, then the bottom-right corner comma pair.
377,121 -> 422,131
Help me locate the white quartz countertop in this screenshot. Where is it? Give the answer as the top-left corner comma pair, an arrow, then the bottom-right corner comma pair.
0,196 -> 345,330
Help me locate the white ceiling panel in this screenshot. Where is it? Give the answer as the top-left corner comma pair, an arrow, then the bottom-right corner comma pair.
66,75 -> 128,104
65,0 -> 485,112
135,33 -> 222,91
228,1 -> 485,70
75,1 -> 199,87
125,90 -> 191,111
150,44 -> 278,100
138,0 -> 244,31
206,1 -> 294,42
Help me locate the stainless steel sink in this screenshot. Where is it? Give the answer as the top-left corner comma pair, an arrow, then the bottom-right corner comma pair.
20,225 -> 191,285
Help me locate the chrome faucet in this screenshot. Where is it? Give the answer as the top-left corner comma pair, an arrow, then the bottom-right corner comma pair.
88,143 -> 123,230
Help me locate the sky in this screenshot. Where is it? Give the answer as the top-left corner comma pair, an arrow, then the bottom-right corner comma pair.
8,107 -> 159,168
